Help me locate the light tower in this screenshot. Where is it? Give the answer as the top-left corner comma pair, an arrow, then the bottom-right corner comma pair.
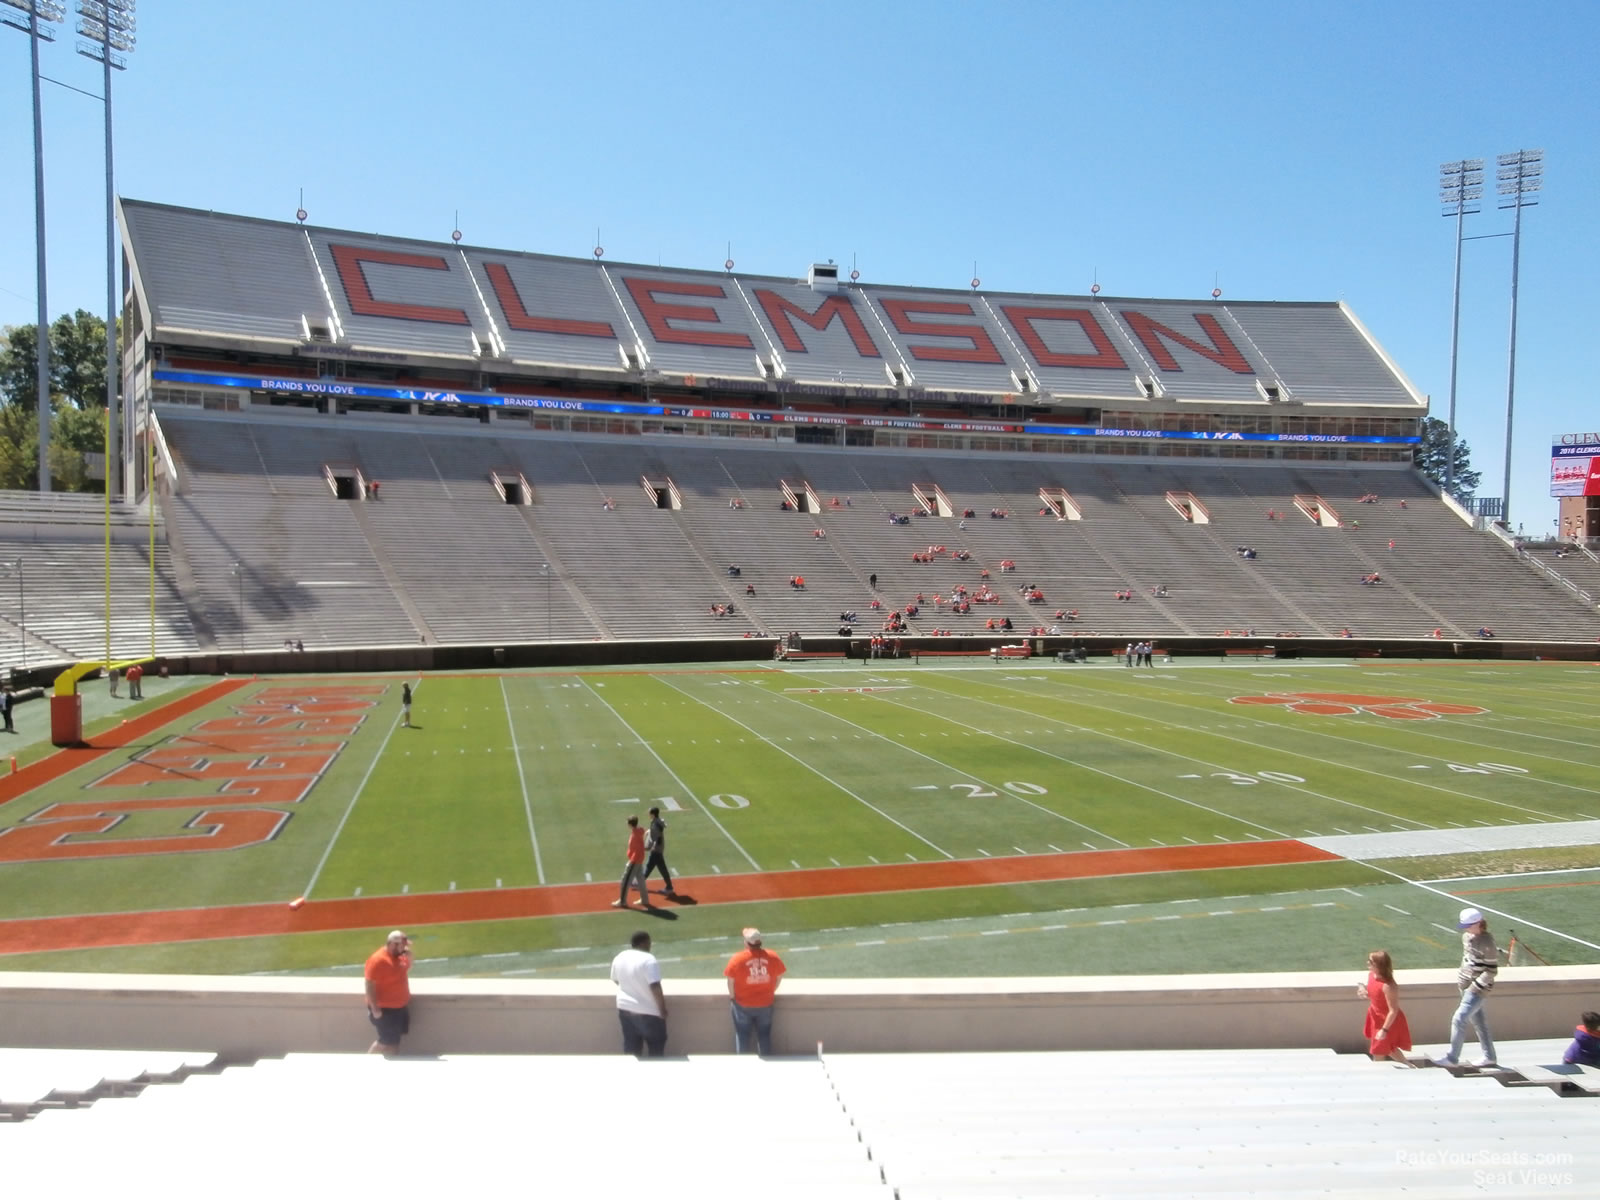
2,0 -> 66,493
1496,149 -> 1542,525
76,0 -> 135,499
1438,159 -> 1483,498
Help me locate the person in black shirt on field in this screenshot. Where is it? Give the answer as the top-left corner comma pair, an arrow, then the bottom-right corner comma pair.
642,805 -> 676,898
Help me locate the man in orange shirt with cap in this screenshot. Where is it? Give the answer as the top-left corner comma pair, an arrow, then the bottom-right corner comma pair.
364,930 -> 413,1055
724,927 -> 787,1056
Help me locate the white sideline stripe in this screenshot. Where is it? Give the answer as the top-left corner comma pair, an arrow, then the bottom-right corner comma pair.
1303,819 -> 1600,861
501,676 -> 546,885
302,677 -> 413,899
581,678 -> 759,870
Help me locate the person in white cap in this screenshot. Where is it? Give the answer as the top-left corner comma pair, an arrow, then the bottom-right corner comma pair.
723,927 -> 787,1056
364,930 -> 412,1055
1433,908 -> 1506,1068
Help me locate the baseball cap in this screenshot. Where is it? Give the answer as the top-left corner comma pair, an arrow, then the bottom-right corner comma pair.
1457,908 -> 1484,929
743,927 -> 762,945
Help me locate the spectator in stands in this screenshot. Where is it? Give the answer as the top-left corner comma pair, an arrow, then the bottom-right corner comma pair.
603,497 -> 615,510
364,930 -> 413,1055
613,815 -> 650,910
610,930 -> 668,1058
1358,950 -> 1414,1067
1399,499 -> 1407,509
813,528 -> 826,539
728,565 -> 741,576
869,573 -> 878,590
295,638 -> 304,652
724,928 -> 787,1056
1388,540 -> 1396,552
1339,628 -> 1352,638
1563,1012 -> 1600,1067
370,479 -> 380,499
746,584 -> 755,596
1476,627 -> 1495,639
1433,908 -> 1506,1069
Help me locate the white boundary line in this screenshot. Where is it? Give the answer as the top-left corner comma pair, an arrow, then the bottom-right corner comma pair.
501,676 -> 546,884
1347,856 -> 1600,954
302,678 -> 413,899
579,677 -> 760,870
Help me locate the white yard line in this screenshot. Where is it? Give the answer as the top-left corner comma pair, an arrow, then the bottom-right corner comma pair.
301,677 -> 413,899
580,678 -> 760,870
501,676 -> 546,884
660,676 -> 952,859
777,672 -> 1127,847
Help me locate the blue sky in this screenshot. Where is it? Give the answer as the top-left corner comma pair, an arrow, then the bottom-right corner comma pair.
1,0 -> 1594,529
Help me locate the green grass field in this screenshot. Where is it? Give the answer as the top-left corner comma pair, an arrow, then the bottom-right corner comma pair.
1,659 -> 1597,980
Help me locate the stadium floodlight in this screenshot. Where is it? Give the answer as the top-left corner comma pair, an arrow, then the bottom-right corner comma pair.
77,0 -> 135,503
3,1 -> 67,495
1495,149 -> 1543,525
1437,158 -> 1483,498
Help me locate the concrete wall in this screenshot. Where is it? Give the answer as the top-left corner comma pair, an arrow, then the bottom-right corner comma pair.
3,967 -> 1594,1059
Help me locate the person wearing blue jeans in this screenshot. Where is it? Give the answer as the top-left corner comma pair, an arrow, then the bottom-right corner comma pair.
1434,908 -> 1504,1068
724,928 -> 787,1056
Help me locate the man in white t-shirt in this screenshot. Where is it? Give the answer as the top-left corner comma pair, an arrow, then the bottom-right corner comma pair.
609,930 -> 668,1058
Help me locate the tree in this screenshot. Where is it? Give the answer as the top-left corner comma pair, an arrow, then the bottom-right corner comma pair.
1414,416 -> 1481,499
0,311 -> 117,492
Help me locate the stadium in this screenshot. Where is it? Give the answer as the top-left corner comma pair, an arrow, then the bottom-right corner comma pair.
0,188 -> 1596,1190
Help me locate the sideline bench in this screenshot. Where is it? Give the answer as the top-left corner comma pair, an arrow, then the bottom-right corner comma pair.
1221,646 -> 1276,661
776,650 -> 847,661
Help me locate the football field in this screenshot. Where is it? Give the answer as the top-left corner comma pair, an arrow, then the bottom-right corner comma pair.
0,658 -> 1597,980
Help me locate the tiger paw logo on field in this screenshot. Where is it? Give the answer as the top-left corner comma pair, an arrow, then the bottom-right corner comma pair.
1230,692 -> 1487,719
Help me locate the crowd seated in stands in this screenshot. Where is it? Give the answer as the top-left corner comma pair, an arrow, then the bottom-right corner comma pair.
838,610 -> 858,624
1399,499 -> 1407,508
1114,589 -> 1132,602
1358,493 -> 1379,504
989,508 -> 1008,518
1339,627 -> 1352,637
953,549 -> 971,561
869,597 -> 882,610
813,528 -> 826,539
963,508 -> 976,519
1431,627 -> 1444,638
1026,589 -> 1045,604
789,575 -> 805,589
710,602 -> 736,617
728,497 -> 744,509
602,497 -> 615,510
1265,508 -> 1278,520
887,512 -> 910,525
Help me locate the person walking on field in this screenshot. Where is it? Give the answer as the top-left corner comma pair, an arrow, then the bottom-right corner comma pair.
642,805 -> 676,898
1357,950 -> 1413,1065
613,815 -> 650,909
724,927 -> 787,1056
610,930 -> 668,1057
1433,908 -> 1505,1068
364,930 -> 413,1055
400,681 -> 412,728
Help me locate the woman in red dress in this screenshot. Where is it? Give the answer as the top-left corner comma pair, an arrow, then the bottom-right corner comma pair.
1358,949 -> 1413,1065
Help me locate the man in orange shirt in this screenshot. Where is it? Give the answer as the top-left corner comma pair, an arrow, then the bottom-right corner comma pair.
724,927 -> 787,1056
364,930 -> 412,1055
126,663 -> 144,700
612,815 -> 649,909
